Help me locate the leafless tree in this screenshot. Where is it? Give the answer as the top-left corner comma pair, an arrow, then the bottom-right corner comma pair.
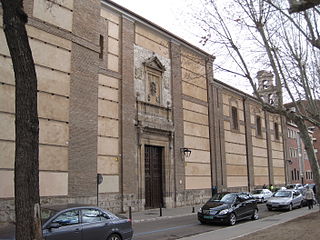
194,0 -> 320,201
1,0 -> 42,239
287,0 -> 320,13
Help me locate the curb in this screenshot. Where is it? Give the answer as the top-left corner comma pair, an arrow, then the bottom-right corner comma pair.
132,212 -> 197,223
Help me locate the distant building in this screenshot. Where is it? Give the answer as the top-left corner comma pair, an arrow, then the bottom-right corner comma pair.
286,122 -> 314,185
285,101 -> 320,166
254,72 -> 318,185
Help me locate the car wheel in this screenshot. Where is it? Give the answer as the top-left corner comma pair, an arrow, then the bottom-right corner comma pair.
107,234 -> 121,240
199,220 -> 206,224
267,207 -> 272,211
251,209 -> 259,220
288,203 -> 293,211
228,213 -> 237,226
299,201 -> 303,208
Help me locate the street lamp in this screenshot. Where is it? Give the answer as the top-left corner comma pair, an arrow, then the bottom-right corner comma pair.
180,148 -> 192,160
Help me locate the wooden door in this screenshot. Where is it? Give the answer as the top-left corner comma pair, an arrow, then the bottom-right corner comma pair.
145,145 -> 163,209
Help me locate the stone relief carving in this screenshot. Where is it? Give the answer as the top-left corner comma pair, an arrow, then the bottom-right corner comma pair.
134,45 -> 172,108
135,67 -> 144,80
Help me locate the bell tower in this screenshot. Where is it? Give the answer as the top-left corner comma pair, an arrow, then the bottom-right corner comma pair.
256,70 -> 278,106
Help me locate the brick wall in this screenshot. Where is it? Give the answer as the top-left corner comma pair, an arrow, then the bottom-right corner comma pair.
68,0 -> 100,197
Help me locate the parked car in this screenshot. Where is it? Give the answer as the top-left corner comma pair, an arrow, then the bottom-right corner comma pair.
266,190 -> 304,211
286,184 -> 303,190
251,189 -> 273,203
198,192 -> 258,226
0,204 -> 133,240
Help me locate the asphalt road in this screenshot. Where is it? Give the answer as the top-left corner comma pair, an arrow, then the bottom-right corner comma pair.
132,204 -> 282,240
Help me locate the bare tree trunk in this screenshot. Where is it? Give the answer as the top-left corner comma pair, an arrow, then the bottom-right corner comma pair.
1,0 -> 42,239
294,117 -> 320,203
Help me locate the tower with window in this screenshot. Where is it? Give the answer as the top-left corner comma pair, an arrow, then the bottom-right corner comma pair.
256,70 -> 278,106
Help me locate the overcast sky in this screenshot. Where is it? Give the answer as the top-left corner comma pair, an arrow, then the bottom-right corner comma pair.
110,0 -> 253,94
110,0 -> 202,48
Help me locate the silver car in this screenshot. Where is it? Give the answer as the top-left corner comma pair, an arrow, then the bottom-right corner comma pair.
266,190 -> 304,211
0,205 -> 133,240
252,189 -> 273,203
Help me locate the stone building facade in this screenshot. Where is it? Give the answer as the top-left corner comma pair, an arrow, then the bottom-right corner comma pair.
0,0 -> 286,222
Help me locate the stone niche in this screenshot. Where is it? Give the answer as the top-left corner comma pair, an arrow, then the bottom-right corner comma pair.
134,45 -> 172,108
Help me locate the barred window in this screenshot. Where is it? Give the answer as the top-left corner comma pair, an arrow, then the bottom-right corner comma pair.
274,122 -> 279,140
256,116 -> 262,136
231,106 -> 239,130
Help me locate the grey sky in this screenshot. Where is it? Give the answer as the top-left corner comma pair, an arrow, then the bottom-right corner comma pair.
110,0 -> 254,94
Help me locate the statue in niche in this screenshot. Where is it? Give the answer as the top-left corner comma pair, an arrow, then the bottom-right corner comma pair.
143,55 -> 166,105
150,81 -> 157,96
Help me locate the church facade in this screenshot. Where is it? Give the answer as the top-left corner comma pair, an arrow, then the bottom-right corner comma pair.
0,0 -> 286,222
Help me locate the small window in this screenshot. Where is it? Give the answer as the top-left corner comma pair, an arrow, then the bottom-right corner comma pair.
256,116 -> 262,136
274,122 -> 279,140
231,106 -> 239,130
99,35 -> 104,59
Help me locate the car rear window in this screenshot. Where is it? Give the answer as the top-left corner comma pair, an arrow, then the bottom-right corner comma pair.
252,190 -> 262,194
274,191 -> 291,197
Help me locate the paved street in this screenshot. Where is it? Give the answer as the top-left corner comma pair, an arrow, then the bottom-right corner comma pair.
132,204 -> 280,240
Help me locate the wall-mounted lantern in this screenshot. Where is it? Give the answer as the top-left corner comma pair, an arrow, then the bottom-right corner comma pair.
180,148 -> 192,159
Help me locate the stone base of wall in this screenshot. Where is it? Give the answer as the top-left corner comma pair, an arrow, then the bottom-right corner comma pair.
98,193 -> 141,213
0,195 -> 97,225
0,189 -> 213,224
226,186 -> 250,193
176,189 -> 212,207
0,199 -> 15,224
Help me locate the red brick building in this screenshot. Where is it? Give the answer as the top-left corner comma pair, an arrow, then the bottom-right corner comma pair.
286,122 -> 315,185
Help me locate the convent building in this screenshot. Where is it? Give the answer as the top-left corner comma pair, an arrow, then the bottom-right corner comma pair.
0,0 -> 287,222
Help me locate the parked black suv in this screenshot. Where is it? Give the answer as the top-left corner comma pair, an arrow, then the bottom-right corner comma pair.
198,192 -> 258,226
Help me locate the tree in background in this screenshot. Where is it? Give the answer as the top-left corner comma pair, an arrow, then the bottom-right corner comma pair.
288,0 -> 320,13
193,0 -> 320,201
1,0 -> 42,239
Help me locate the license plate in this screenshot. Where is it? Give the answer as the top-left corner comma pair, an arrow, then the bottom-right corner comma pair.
203,215 -> 214,219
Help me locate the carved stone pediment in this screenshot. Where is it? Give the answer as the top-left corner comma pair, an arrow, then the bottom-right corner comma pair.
143,56 -> 166,72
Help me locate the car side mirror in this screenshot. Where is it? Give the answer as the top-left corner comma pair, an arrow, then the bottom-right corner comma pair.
47,222 -> 61,230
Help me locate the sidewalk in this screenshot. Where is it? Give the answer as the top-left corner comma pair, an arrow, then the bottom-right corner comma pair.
130,205 -> 202,223
179,207 -> 319,240
130,204 -> 319,240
